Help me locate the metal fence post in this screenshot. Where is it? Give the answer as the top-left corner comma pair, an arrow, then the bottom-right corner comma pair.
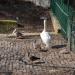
67,16 -> 71,51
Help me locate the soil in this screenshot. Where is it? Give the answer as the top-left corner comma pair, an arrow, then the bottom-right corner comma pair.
0,34 -> 74,75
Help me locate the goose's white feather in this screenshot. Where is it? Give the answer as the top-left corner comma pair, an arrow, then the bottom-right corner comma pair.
40,18 -> 51,48
40,31 -> 51,47
40,31 -> 51,43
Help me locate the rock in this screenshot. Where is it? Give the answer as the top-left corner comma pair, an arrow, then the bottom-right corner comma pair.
33,40 -> 41,50
59,49 -> 70,54
29,56 -> 40,61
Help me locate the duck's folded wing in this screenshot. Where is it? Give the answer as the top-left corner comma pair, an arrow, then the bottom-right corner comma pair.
43,32 -> 51,39
40,32 -> 51,42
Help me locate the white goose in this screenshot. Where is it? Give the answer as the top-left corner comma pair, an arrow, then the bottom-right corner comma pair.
40,17 -> 51,48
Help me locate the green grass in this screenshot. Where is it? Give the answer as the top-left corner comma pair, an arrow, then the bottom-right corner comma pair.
0,20 -> 17,33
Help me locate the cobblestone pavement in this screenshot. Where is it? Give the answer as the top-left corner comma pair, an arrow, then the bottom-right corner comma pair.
0,34 -> 75,75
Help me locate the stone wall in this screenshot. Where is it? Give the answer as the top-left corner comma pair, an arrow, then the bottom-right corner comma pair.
25,0 -> 50,8
0,0 -> 50,8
